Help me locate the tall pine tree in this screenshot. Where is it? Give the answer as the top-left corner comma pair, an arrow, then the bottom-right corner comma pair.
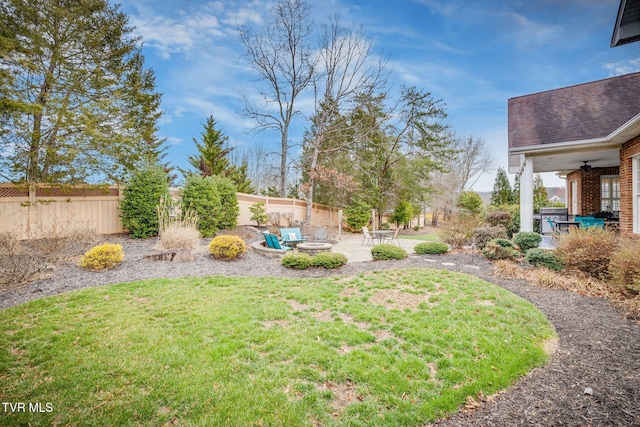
0,0 -> 165,183
491,167 -> 513,206
185,116 -> 254,193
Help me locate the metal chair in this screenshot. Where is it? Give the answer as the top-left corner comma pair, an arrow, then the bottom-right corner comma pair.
361,226 -> 374,246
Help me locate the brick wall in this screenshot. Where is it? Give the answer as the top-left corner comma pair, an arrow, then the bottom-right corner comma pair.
567,167 -> 620,216
620,135 -> 640,235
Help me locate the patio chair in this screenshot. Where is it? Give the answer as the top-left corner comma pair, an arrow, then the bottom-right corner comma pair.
390,228 -> 400,246
580,217 -> 605,229
361,226 -> 374,246
280,228 -> 308,245
379,228 -> 400,246
266,233 -> 292,251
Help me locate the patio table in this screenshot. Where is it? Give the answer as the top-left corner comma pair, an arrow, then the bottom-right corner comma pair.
553,220 -> 581,232
371,230 -> 394,243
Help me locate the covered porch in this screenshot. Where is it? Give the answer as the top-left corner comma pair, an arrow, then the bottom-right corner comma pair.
508,71 -> 640,237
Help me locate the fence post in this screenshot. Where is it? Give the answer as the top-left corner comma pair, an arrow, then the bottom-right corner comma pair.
338,209 -> 342,240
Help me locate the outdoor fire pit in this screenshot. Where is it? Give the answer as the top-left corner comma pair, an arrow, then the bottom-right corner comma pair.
297,242 -> 333,255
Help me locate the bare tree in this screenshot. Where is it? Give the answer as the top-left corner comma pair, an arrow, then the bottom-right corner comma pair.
428,133 -> 494,225
238,0 -> 315,198
452,135 -> 494,192
302,17 -> 387,223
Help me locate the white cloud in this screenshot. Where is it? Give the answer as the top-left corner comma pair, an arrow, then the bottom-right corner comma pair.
604,58 -> 640,76
500,12 -> 564,47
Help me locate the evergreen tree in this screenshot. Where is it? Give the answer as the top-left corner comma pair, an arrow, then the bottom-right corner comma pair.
185,115 -> 254,193
0,0 -> 164,183
533,174 -> 549,212
186,116 -> 233,177
491,167 -> 513,206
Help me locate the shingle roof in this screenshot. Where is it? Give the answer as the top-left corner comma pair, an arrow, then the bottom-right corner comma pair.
508,71 -> 640,149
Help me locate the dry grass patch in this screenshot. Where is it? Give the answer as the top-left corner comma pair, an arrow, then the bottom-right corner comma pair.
492,259 -> 527,279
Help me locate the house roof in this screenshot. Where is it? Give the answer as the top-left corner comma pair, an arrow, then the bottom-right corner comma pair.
508,71 -> 640,149
611,0 -> 640,47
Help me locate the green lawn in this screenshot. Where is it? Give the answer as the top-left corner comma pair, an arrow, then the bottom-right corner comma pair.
0,269 -> 554,426
398,233 -> 440,241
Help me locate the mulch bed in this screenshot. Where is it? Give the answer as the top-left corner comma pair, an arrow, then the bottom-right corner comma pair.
1,236 -> 639,426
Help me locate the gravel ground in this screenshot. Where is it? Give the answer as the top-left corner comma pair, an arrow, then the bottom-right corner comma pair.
1,234 -> 639,426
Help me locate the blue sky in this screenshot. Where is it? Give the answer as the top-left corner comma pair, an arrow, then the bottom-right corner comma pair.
116,0 -> 639,191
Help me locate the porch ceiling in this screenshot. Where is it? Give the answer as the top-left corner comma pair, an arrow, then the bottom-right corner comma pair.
508,141 -> 621,175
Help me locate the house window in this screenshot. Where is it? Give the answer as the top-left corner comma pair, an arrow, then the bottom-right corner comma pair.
600,175 -> 620,214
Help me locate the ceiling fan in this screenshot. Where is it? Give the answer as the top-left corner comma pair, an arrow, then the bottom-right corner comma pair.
580,161 -> 592,172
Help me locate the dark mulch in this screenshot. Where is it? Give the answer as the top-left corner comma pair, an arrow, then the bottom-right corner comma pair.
1,237 -> 639,427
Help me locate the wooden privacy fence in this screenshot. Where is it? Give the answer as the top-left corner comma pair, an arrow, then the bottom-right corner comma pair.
236,193 -> 340,228
0,183 -> 341,239
0,183 -> 124,239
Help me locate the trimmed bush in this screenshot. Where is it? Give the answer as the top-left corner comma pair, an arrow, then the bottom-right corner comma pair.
608,239 -> 640,295
414,242 -> 449,255
513,232 -> 542,252
371,244 -> 408,261
473,226 -> 507,250
556,228 -> 618,279
310,252 -> 348,269
282,252 -> 347,270
119,166 -> 169,238
482,240 -> 519,261
208,235 -> 246,260
282,253 -> 313,269
525,248 -> 564,271
80,243 -> 124,271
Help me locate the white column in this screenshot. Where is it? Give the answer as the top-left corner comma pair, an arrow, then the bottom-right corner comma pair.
520,156 -> 534,232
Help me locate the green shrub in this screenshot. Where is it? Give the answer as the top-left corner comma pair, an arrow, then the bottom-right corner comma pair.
310,252 -> 348,269
493,238 -> 517,249
456,191 -> 484,215
345,197 -> 371,230
379,222 -> 390,230
371,244 -> 408,261
211,175 -> 239,230
525,248 -> 564,271
282,253 -> 313,269
119,166 -> 169,238
473,226 -> 507,250
208,235 -> 246,260
556,228 -> 618,279
80,243 -> 124,270
513,232 -> 542,252
181,175 -> 222,237
608,239 -> 640,295
414,242 -> 449,255
482,240 -> 519,261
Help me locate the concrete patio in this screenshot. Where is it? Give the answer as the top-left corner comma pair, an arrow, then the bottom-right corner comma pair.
330,232 -> 423,263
